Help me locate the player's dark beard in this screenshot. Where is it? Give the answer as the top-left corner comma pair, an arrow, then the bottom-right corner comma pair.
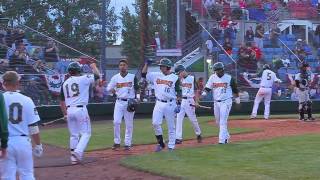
120,70 -> 128,77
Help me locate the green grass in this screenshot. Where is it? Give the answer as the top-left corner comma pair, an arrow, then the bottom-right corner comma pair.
41,116 -> 256,151
121,134 -> 320,180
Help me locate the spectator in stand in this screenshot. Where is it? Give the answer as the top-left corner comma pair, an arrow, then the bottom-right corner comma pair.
196,77 -> 205,97
245,26 -> 255,43
211,25 -> 222,46
205,38 -> 214,56
220,14 -> 231,29
238,42 -> 257,71
0,27 -> 6,45
315,25 -> 320,48
250,41 -> 263,69
295,39 -> 307,62
44,40 -> 59,62
9,41 -> 29,66
223,37 -> 233,55
94,80 -> 107,103
204,0 -> 215,8
5,28 -> 14,48
254,23 -> 264,49
224,21 -> 234,40
270,23 -> 281,48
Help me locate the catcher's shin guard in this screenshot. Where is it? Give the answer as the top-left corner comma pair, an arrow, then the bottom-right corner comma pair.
306,101 -> 313,119
299,103 -> 305,120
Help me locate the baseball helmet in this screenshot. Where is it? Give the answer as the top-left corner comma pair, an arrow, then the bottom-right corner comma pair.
175,64 -> 185,74
68,62 -> 81,75
158,58 -> 173,67
263,64 -> 270,70
213,62 -> 224,71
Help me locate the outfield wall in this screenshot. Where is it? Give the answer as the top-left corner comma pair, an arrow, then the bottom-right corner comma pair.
37,101 -> 320,121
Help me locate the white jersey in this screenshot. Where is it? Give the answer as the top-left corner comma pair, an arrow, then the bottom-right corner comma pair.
205,73 -> 234,101
106,73 -> 136,99
147,72 -> 179,100
62,74 -> 95,106
260,69 -> 279,88
3,91 -> 40,137
180,75 -> 196,98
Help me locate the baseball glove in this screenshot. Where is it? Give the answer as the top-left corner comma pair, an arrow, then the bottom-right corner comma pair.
127,99 -> 138,112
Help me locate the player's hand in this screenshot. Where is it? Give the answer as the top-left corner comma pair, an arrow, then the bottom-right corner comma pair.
33,144 -> 43,158
174,105 -> 181,113
0,148 -> 7,159
235,97 -> 241,104
201,91 -> 207,97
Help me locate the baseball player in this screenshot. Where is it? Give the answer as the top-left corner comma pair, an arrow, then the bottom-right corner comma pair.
60,61 -> 100,164
174,65 -> 202,144
250,64 -> 281,120
0,91 -> 8,159
201,62 -> 240,144
141,58 -> 181,151
106,59 -> 139,151
295,63 -> 315,121
1,71 -> 43,180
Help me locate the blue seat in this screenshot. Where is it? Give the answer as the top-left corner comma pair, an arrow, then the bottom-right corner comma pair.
218,54 -> 231,64
279,35 -> 287,41
287,67 -> 298,74
277,67 -> 288,82
274,48 -> 282,53
286,34 -> 296,41
317,48 -> 320,56
306,55 -> 317,62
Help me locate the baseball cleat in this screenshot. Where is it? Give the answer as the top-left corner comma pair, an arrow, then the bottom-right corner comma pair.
197,135 -> 202,143
250,116 -> 256,119
308,117 -> 315,121
112,144 -> 120,150
219,139 -> 228,144
71,151 -> 82,163
155,144 -> 164,152
175,139 -> 182,144
124,145 -> 131,151
168,148 -> 174,152
70,155 -> 78,165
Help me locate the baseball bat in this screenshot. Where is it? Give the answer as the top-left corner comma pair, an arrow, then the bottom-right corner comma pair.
190,104 -> 212,109
41,117 -> 65,126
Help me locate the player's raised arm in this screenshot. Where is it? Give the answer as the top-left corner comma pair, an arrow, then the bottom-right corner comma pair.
0,92 -> 8,158
89,63 -> 101,80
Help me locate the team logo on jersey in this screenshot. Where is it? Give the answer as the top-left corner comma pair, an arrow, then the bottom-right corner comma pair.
156,79 -> 173,87
116,82 -> 133,88
181,83 -> 192,88
213,83 -> 227,88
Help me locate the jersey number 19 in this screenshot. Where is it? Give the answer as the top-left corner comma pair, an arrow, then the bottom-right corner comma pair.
66,83 -> 80,98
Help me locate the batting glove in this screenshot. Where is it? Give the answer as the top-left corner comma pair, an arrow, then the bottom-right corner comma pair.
174,105 -> 181,113
235,97 -> 241,104
33,144 -> 43,158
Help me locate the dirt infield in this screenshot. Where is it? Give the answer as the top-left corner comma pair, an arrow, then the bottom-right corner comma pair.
34,119 -> 320,180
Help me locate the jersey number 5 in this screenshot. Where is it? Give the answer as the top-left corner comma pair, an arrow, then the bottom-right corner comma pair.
9,103 -> 23,124
66,83 -> 80,98
267,72 -> 271,80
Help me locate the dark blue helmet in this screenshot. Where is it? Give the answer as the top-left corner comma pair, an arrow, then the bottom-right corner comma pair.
213,62 -> 224,71
175,64 -> 185,74
68,62 -> 81,75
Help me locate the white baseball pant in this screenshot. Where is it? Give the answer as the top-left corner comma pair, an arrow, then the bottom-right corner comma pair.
176,98 -> 201,140
214,99 -> 232,143
296,88 -> 310,103
113,100 -> 134,146
67,106 -> 91,158
152,100 -> 176,149
1,136 -> 35,180
251,87 -> 272,119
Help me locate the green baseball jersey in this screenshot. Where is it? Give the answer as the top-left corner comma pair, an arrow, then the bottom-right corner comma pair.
0,92 -> 8,149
